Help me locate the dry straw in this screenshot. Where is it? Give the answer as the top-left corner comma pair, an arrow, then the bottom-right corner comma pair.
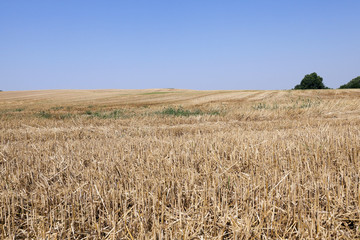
0,89 -> 360,239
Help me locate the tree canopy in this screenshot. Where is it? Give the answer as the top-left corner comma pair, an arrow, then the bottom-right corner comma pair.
339,76 -> 360,89
294,72 -> 328,90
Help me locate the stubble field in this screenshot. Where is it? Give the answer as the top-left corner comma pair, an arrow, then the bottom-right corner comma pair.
1,89 -> 360,239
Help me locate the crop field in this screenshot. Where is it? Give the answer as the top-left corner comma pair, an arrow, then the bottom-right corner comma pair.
1,89 -> 360,239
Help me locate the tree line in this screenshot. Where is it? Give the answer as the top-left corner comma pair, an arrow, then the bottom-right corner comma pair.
1,74 -> 359,92
294,73 -> 360,90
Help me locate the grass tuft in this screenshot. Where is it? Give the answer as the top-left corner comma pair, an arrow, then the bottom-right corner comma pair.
85,109 -> 126,119
37,111 -> 52,119
50,106 -> 64,111
156,107 -> 219,117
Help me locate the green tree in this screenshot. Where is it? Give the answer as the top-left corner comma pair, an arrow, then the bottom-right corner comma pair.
294,72 -> 328,89
339,76 -> 360,89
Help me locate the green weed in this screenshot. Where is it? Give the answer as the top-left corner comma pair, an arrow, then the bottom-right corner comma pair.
50,106 -> 64,111
252,103 -> 278,110
157,107 -> 220,117
85,109 -> 126,119
59,113 -> 73,119
37,111 -> 52,119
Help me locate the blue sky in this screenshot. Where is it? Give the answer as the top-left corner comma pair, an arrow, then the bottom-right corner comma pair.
1,1 -> 359,91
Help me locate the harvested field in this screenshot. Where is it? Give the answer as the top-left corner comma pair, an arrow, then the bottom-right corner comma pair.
1,89 -> 360,239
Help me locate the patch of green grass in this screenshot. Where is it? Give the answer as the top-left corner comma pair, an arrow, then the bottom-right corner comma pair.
85,110 -> 93,115
252,102 -> 279,110
35,110 -> 74,120
50,106 -> 64,111
208,110 -> 221,115
85,109 -> 126,119
59,113 -> 73,119
299,98 -> 320,108
157,107 -> 220,117
290,97 -> 321,109
37,111 -> 52,119
14,108 -> 25,112
252,103 -> 268,110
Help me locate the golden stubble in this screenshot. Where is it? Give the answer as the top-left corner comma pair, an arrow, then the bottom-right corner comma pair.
0,89 -> 360,239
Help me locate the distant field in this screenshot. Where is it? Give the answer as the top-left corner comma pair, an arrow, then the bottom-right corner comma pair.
1,89 -> 360,239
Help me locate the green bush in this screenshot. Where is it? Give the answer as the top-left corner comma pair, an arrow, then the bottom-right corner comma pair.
339,76 -> 360,89
294,72 -> 329,89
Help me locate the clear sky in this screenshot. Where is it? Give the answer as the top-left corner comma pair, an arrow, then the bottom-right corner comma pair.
1,1 -> 359,91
